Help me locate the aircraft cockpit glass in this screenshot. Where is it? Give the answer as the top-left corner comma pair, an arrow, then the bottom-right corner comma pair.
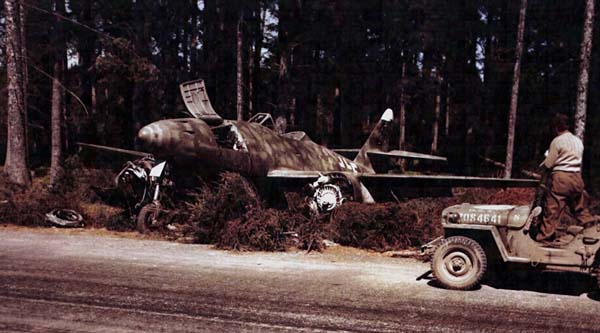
248,113 -> 275,130
283,131 -> 311,142
212,124 -> 249,152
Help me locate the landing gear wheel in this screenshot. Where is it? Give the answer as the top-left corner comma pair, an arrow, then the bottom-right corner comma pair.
432,236 -> 487,290
137,203 -> 160,233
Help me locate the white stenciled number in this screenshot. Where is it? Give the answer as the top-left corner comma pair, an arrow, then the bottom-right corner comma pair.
348,161 -> 358,173
337,157 -> 358,173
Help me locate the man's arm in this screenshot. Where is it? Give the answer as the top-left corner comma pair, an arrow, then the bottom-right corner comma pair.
543,139 -> 559,169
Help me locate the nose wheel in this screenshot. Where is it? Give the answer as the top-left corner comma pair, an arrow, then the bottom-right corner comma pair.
137,203 -> 161,233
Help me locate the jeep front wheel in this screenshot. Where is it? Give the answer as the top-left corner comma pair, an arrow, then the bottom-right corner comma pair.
432,236 -> 487,290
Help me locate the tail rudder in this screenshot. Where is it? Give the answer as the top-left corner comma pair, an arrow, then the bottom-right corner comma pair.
353,108 -> 394,171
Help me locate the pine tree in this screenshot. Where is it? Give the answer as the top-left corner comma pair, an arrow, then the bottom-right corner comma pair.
50,0 -> 67,187
4,0 -> 30,187
504,0 -> 527,179
574,0 -> 595,140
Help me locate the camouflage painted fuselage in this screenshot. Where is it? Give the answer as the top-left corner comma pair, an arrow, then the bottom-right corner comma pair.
137,118 -> 367,177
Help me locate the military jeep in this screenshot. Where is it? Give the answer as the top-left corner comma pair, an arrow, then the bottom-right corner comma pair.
427,203 -> 600,290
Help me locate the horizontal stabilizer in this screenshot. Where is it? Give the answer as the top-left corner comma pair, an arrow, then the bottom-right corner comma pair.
77,142 -> 150,157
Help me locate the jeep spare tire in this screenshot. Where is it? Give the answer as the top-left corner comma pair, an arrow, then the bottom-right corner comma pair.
432,236 -> 487,290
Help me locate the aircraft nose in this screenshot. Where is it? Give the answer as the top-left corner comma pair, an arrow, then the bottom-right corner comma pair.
137,123 -> 164,149
138,126 -> 153,143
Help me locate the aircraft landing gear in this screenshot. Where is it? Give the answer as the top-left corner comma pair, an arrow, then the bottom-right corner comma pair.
136,203 -> 161,233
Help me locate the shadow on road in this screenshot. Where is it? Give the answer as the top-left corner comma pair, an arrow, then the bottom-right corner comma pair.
485,266 -> 597,297
426,279 -> 483,291
419,266 -> 599,298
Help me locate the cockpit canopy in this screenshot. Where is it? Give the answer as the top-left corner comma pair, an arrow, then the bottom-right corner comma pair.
248,113 -> 275,130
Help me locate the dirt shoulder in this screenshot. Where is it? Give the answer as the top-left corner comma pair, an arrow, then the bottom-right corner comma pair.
0,223 -> 421,261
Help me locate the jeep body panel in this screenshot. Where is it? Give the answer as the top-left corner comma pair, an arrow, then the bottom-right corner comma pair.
442,204 -> 529,228
441,203 -> 600,272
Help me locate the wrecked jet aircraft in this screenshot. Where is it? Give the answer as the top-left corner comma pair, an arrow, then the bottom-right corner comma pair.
79,79 -> 537,231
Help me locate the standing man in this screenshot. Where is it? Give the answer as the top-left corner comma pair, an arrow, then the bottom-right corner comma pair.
535,113 -> 596,242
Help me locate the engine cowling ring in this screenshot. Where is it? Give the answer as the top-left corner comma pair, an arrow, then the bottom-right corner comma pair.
309,172 -> 363,214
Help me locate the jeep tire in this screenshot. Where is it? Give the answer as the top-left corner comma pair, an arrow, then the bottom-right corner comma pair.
432,236 -> 487,290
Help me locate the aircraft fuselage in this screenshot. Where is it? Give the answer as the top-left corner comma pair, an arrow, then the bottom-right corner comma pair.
136,118 -> 367,177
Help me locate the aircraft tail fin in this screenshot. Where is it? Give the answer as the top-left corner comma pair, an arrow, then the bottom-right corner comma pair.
353,109 -> 393,171
180,79 -> 223,125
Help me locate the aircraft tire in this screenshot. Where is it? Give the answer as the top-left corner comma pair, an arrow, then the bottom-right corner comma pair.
431,236 -> 487,290
137,203 -> 160,233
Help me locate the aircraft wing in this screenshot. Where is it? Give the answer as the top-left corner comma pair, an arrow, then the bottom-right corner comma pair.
369,150 -> 447,162
358,174 -> 537,188
77,142 -> 151,158
266,170 -> 537,188
332,149 -> 447,162
267,170 -> 321,180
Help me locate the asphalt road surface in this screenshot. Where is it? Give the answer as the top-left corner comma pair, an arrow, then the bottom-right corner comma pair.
1,228 -> 600,332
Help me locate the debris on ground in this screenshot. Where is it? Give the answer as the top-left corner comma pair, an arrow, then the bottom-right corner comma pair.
45,209 -> 84,227
383,249 -> 420,258
0,160 -> 127,229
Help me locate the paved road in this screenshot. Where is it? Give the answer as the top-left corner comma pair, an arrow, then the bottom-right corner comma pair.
1,229 -> 599,332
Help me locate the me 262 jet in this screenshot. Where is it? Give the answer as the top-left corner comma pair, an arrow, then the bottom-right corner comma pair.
79,79 -> 537,230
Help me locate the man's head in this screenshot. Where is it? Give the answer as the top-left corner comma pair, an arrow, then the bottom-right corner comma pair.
551,113 -> 569,135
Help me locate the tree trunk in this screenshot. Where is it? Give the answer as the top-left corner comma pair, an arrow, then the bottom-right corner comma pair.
574,0 -> 595,140
18,0 -> 27,124
504,0 -> 527,179
431,78 -> 441,154
445,83 -> 450,138
251,0 -> 264,117
50,61 -> 64,186
78,0 -> 97,146
50,0 -> 66,187
132,0 -> 152,142
277,0 -> 302,125
203,0 -> 217,95
4,0 -> 30,187
399,61 -> 406,150
236,9 -> 244,120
